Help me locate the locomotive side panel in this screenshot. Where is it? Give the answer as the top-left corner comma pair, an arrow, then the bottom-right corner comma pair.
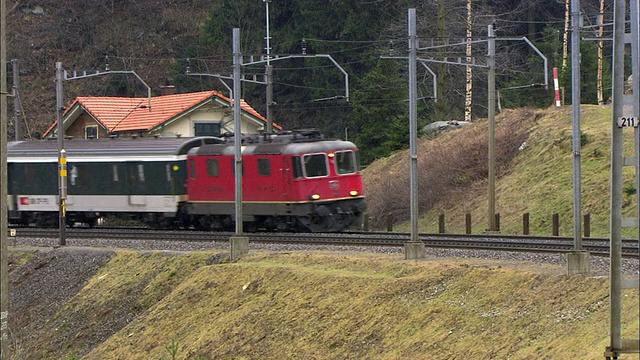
186,155 -> 234,205
243,155 -> 287,202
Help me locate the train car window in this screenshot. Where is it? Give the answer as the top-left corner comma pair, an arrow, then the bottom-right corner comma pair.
258,158 -> 271,176
292,156 -> 303,179
18,163 -> 57,194
112,164 -> 119,182
137,164 -> 145,182
165,164 -> 172,182
335,151 -> 356,174
303,154 -> 328,178
69,165 -> 77,186
206,159 -> 219,176
189,159 -> 196,178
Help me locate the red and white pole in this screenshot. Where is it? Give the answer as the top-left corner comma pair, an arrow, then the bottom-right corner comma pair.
553,67 -> 561,107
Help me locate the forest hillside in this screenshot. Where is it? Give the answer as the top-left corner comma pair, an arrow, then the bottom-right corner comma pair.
6,0 -> 615,165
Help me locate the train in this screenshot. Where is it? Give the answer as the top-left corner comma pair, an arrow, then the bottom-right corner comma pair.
6,130 -> 366,232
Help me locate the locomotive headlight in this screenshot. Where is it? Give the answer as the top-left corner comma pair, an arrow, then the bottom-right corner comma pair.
310,194 -> 321,200
328,152 -> 335,158
349,190 -> 359,196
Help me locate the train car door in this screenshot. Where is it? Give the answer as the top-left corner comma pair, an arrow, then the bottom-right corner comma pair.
280,157 -> 291,199
127,162 -> 147,205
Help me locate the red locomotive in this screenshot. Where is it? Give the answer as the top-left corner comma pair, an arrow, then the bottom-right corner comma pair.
183,129 -> 366,232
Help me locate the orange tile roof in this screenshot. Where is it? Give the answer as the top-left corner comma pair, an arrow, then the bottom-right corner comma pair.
44,90 -> 281,137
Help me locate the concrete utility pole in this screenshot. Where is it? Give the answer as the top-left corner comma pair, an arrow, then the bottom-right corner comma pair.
605,0 -> 640,357
229,28 -> 249,260
233,28 -> 243,237
264,0 -> 274,133
566,0 -> 591,276
1,0 -> 10,357
55,62 -> 67,246
408,9 -> 419,243
487,23 -> 496,232
401,9 -> 427,260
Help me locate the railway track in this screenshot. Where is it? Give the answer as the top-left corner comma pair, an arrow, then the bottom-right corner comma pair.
7,227 -> 639,259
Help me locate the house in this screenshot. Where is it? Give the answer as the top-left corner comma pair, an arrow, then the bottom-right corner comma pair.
42,90 -> 282,139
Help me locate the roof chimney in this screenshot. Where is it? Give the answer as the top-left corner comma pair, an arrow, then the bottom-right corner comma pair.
160,85 -> 176,96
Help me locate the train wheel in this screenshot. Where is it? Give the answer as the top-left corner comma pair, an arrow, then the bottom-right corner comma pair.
297,216 -> 333,232
196,216 -> 212,231
298,205 -> 336,232
300,205 -> 357,232
244,222 -> 258,233
146,214 -> 171,229
35,213 -> 58,228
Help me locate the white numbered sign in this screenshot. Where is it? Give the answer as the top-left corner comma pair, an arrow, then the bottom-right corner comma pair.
617,116 -> 638,128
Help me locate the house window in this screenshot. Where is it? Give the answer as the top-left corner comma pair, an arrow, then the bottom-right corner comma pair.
194,122 -> 221,136
85,125 -> 98,139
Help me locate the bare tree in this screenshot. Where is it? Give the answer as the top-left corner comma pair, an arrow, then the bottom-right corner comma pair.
465,0 -> 473,122
596,0 -> 606,104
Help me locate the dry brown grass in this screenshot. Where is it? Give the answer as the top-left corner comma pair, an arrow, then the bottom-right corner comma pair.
9,249 -> 639,359
363,108 -> 540,229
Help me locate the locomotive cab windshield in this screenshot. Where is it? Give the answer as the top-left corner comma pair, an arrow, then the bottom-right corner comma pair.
293,154 -> 329,178
334,150 -> 357,175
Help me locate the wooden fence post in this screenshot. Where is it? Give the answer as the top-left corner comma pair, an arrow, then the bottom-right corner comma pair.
552,213 -> 560,236
465,213 -> 472,234
583,213 -> 590,238
386,214 -> 394,232
523,212 -> 530,235
438,214 -> 445,233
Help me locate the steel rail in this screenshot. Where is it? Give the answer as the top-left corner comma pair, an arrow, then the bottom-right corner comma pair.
8,228 -> 639,258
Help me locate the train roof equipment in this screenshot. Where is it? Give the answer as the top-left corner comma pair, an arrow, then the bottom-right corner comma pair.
191,129 -> 358,156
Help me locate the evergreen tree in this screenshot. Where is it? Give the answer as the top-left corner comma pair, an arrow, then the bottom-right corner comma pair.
352,60 -> 410,165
